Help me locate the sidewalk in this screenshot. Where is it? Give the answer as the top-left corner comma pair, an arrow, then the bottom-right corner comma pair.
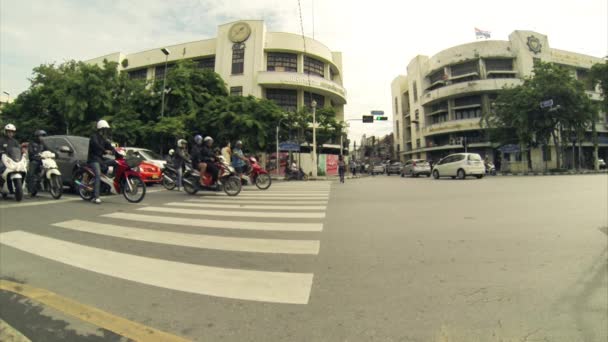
496,169 -> 608,177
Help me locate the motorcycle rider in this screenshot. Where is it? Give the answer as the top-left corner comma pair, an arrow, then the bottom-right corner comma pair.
0,124 -> 21,187
173,139 -> 190,191
88,119 -> 117,204
201,136 -> 219,185
26,129 -> 49,196
231,140 -> 249,176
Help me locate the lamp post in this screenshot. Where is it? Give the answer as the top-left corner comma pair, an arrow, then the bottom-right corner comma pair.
160,48 -> 170,119
311,100 -> 318,178
276,117 -> 286,176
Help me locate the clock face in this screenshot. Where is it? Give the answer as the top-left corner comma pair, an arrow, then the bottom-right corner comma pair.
229,22 -> 251,43
527,36 -> 542,54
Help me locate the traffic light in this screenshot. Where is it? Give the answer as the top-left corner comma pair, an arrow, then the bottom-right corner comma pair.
362,115 -> 373,123
375,116 -> 388,121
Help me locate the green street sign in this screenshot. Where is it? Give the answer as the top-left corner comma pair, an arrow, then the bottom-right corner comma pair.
375,116 -> 388,121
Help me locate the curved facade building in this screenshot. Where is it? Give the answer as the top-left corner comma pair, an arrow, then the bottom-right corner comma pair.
87,20 -> 346,120
391,30 -> 605,171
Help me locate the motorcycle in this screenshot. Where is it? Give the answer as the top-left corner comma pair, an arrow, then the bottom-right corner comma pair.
28,150 -> 63,199
485,161 -> 496,176
161,164 -> 178,190
73,152 -> 146,203
239,156 -> 272,190
284,165 -> 307,181
182,156 -> 241,196
1,146 -> 28,201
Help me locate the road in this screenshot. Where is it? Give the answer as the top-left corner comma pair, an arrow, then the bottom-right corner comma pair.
0,175 -> 607,341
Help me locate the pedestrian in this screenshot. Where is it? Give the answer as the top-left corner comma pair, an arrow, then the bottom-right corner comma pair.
221,141 -> 232,164
350,159 -> 357,177
338,155 -> 346,183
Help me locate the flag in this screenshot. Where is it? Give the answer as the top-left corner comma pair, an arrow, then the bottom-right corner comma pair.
475,27 -> 491,39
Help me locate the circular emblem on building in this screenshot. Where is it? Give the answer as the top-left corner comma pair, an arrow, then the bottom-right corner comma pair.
527,36 -> 542,54
229,22 -> 251,43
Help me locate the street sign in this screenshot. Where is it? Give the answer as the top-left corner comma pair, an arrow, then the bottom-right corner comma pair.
498,144 -> 520,153
540,99 -> 553,109
375,116 -> 388,121
279,141 -> 300,151
362,115 -> 374,123
371,110 -> 384,115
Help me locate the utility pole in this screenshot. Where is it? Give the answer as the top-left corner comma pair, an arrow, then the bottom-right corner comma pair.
312,100 -> 317,178
276,117 -> 286,176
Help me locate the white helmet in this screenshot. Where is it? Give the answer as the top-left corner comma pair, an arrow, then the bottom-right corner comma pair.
203,136 -> 213,143
97,120 -> 110,130
4,123 -> 16,131
177,139 -> 187,147
169,149 -> 175,155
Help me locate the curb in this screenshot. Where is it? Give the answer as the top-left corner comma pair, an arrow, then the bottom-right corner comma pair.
0,319 -> 31,342
496,170 -> 607,177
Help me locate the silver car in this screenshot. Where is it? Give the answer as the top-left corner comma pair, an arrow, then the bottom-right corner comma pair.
401,159 -> 431,177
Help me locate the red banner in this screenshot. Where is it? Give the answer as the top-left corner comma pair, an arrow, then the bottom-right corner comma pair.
326,154 -> 338,175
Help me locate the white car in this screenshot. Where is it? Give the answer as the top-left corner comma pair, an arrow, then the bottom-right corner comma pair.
432,153 -> 485,179
120,147 -> 166,169
401,159 -> 431,177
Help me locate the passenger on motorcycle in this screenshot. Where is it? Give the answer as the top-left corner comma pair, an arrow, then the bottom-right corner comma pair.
0,124 -> 20,186
231,140 -> 249,175
173,139 -> 190,191
26,129 -> 49,196
88,119 -> 118,204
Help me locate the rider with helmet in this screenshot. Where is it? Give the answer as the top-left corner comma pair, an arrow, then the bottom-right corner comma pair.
87,119 -> 117,204
191,135 -> 218,186
0,124 -> 20,185
231,140 -> 249,175
173,139 -> 190,191
26,129 -> 49,196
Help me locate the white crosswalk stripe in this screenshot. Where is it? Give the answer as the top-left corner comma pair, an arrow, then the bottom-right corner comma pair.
1,182 -> 331,304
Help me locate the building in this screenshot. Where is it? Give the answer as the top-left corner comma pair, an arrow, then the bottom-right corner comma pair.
87,20 -> 346,121
391,30 -> 606,171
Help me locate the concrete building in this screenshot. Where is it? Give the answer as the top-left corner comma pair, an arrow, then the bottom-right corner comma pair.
87,20 -> 346,121
391,30 -> 606,172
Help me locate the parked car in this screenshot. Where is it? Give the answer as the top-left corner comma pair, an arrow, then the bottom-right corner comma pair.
432,153 -> 485,179
370,163 -> 385,175
41,135 -> 89,187
386,162 -> 403,175
119,147 -> 166,169
401,159 -> 431,177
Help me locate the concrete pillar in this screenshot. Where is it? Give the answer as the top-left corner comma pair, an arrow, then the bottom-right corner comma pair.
297,54 -> 304,74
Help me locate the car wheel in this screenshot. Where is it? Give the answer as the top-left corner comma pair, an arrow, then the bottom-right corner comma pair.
432,170 -> 440,179
457,169 -> 465,180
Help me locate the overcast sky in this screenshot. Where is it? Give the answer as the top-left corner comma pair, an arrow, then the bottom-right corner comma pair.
1,0 -> 606,145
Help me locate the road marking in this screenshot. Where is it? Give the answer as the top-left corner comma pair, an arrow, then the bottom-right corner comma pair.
166,202 -> 327,211
198,195 -> 329,200
103,213 -> 323,232
0,197 -> 81,209
238,192 -> 328,197
0,231 -> 313,304
138,206 -> 326,219
52,220 -> 320,255
0,279 -> 191,342
186,199 -> 328,205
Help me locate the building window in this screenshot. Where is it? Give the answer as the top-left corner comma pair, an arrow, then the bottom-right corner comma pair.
416,139 -> 420,148
230,86 -> 243,96
128,68 -> 148,81
194,56 -> 215,70
154,63 -> 175,80
396,120 -> 400,139
304,92 -> 325,108
267,52 -> 297,72
415,109 -> 419,120
266,88 -> 297,112
454,108 -> 482,120
232,43 -> 245,75
430,113 -> 449,124
304,56 -> 324,77
412,81 -> 418,102
394,97 -> 398,114
451,60 -> 479,77
542,145 -> 551,161
485,59 -> 513,71
515,152 -> 523,162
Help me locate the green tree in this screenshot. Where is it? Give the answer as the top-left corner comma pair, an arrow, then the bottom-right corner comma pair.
590,60 -> 608,170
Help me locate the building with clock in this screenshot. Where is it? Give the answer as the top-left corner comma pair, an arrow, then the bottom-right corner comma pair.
390,30 -> 606,172
86,20 -> 346,121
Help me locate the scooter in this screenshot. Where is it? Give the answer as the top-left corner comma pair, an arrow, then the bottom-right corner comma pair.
73,152 -> 147,203
485,161 -> 496,176
182,156 -> 242,196
1,146 -> 28,201
240,156 -> 272,190
28,150 -> 63,199
161,164 -> 179,190
284,165 -> 307,181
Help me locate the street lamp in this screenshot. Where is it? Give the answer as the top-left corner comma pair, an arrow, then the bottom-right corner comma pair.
311,100 -> 318,178
276,117 -> 287,176
160,48 -> 171,119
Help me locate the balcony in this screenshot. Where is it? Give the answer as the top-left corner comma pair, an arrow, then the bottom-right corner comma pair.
422,118 -> 483,136
257,71 -> 347,104
421,78 -> 523,106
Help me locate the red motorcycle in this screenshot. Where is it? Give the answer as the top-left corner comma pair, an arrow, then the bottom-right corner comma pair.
182,157 -> 242,196
240,156 -> 272,190
73,153 -> 146,203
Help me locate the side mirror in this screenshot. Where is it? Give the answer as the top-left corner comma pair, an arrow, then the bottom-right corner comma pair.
59,145 -> 73,154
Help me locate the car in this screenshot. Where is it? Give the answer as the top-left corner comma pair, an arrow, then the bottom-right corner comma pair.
119,147 -> 166,169
386,162 -> 403,175
597,159 -> 607,169
116,148 -> 163,184
370,163 -> 385,175
401,159 -> 431,177
432,153 -> 485,179
41,135 -> 90,187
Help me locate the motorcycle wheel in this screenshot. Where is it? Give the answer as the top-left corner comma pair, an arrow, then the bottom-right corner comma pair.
49,174 -> 63,199
162,175 -> 176,190
123,176 -> 146,203
255,173 -> 272,190
13,178 -> 23,202
223,176 -> 242,196
183,180 -> 198,195
74,169 -> 94,201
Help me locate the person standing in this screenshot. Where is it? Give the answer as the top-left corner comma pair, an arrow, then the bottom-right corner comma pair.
349,159 -> 357,177
338,155 -> 346,183
221,141 -> 232,164
173,139 -> 190,191
87,120 -> 117,204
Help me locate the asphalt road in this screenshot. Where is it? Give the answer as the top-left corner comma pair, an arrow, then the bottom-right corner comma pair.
0,175 -> 607,342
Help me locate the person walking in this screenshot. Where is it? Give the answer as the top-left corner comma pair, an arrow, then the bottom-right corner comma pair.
338,155 -> 346,183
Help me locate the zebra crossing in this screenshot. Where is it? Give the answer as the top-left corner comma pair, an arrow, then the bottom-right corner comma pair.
0,181 -> 331,305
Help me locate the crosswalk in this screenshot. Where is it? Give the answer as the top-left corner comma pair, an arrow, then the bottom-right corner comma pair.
0,181 -> 331,305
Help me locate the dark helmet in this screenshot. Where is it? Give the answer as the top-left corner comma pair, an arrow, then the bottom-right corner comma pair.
34,130 -> 47,137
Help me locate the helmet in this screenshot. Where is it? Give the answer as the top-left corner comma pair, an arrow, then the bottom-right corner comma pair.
4,123 -> 16,132
194,135 -> 203,144
177,139 -> 187,147
34,129 -> 47,137
236,140 -> 242,146
96,120 -> 110,130
204,136 -> 213,143
169,149 -> 175,156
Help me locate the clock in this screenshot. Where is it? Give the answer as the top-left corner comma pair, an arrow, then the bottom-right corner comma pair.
527,36 -> 542,54
229,22 -> 251,43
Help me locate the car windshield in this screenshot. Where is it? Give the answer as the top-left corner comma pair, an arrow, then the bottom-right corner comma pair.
139,149 -> 162,160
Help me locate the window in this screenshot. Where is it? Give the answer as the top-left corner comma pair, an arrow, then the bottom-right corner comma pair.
412,81 -> 418,102
304,92 -> 325,108
396,120 -> 400,138
194,56 -> 215,70
542,145 -> 552,161
485,59 -> 513,71
128,68 -> 147,81
230,86 -> 243,96
451,60 -> 479,77
454,95 -> 481,107
430,113 -> 448,124
154,63 -> 175,79
416,139 -> 420,148
394,97 -> 398,114
304,56 -> 324,77
266,88 -> 297,112
515,152 -> 523,162
455,108 -> 482,120
232,43 -> 245,74
415,109 -> 419,120
267,52 -> 297,72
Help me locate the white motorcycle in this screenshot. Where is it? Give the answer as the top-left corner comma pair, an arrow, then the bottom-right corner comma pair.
29,150 -> 63,199
1,146 -> 28,201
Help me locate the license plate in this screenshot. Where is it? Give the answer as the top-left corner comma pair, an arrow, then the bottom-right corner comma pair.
151,175 -> 159,179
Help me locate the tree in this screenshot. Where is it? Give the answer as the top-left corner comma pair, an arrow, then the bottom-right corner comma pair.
590,60 -> 608,170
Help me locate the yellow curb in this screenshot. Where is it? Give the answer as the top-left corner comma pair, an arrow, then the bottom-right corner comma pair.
0,280 -> 191,342
0,318 -> 31,342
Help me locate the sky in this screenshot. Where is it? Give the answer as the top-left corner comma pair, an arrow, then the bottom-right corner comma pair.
1,0 -> 607,146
